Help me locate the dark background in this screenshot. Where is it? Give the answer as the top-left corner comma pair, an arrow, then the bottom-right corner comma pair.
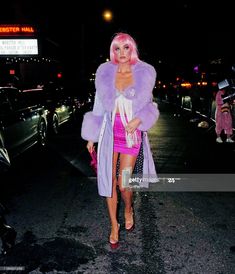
1,1 -> 235,86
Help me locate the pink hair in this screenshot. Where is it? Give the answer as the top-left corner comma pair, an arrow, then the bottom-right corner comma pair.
110,32 -> 140,65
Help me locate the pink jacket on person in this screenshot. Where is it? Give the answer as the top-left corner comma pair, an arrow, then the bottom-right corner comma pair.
215,90 -> 233,135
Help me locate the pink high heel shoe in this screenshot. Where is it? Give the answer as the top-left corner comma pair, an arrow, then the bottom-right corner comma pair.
109,224 -> 120,249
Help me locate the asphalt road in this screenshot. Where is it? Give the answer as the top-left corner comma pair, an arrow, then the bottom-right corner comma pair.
0,100 -> 235,274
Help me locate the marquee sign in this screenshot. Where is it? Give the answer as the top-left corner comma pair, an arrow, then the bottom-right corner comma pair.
0,25 -> 35,36
0,25 -> 38,55
0,39 -> 38,55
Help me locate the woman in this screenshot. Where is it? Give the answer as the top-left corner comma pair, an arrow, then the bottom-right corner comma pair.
215,88 -> 234,143
81,32 -> 159,248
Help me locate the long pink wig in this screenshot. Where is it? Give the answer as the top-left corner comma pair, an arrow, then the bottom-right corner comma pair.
110,32 -> 140,65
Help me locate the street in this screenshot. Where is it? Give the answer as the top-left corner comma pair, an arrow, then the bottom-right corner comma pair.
0,100 -> 235,274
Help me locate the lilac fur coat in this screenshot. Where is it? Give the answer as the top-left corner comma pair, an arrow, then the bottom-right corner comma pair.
81,60 -> 160,197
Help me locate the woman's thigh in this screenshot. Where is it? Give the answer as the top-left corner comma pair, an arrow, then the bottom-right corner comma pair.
112,152 -> 119,182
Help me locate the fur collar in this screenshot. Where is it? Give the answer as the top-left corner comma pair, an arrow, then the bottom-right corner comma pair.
95,61 -> 156,112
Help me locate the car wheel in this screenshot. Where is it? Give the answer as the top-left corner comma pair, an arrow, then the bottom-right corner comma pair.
38,119 -> 47,147
52,114 -> 59,135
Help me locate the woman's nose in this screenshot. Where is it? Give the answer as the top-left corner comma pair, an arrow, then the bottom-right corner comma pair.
120,47 -> 125,55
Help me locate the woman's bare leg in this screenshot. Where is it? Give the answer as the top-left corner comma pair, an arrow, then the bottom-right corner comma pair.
118,154 -> 138,229
106,152 -> 119,242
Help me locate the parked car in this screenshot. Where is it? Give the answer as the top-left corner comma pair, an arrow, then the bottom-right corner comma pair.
21,85 -> 78,135
0,86 -> 48,162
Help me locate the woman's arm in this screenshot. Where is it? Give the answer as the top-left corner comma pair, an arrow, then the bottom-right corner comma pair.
216,91 -> 223,106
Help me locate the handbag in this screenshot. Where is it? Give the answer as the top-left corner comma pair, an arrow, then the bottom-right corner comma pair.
0,147 -> 11,172
89,149 -> 97,175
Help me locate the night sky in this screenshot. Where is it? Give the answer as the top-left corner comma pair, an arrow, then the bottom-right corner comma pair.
1,1 -> 235,82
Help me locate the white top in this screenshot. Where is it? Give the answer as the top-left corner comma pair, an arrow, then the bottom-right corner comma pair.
112,90 -> 139,148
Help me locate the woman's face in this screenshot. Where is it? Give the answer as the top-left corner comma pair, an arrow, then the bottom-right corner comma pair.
114,42 -> 132,64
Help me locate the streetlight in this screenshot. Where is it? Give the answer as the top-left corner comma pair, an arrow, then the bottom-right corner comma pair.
102,9 -> 113,22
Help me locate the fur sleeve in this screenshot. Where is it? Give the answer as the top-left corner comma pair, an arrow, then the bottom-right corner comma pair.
81,112 -> 103,142
132,63 -> 157,112
81,90 -> 105,142
136,102 -> 160,131
133,62 -> 159,131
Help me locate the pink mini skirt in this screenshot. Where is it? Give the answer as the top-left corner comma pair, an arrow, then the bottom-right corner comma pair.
113,113 -> 142,156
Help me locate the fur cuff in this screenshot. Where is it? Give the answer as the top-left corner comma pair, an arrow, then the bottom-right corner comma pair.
81,111 -> 103,142
136,102 -> 160,131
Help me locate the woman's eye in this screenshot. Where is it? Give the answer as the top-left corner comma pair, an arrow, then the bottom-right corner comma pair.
124,45 -> 129,50
115,47 -> 120,52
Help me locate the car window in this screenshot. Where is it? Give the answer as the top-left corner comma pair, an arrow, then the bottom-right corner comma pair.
0,88 -> 20,112
20,89 -> 47,107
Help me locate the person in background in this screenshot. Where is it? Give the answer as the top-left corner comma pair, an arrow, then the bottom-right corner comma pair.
215,87 -> 234,143
81,32 -> 159,248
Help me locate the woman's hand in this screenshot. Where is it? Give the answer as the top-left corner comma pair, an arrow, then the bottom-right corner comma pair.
87,141 -> 94,153
125,118 -> 141,134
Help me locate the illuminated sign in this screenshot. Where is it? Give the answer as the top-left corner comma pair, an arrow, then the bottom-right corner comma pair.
0,39 -> 38,55
0,25 -> 35,35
